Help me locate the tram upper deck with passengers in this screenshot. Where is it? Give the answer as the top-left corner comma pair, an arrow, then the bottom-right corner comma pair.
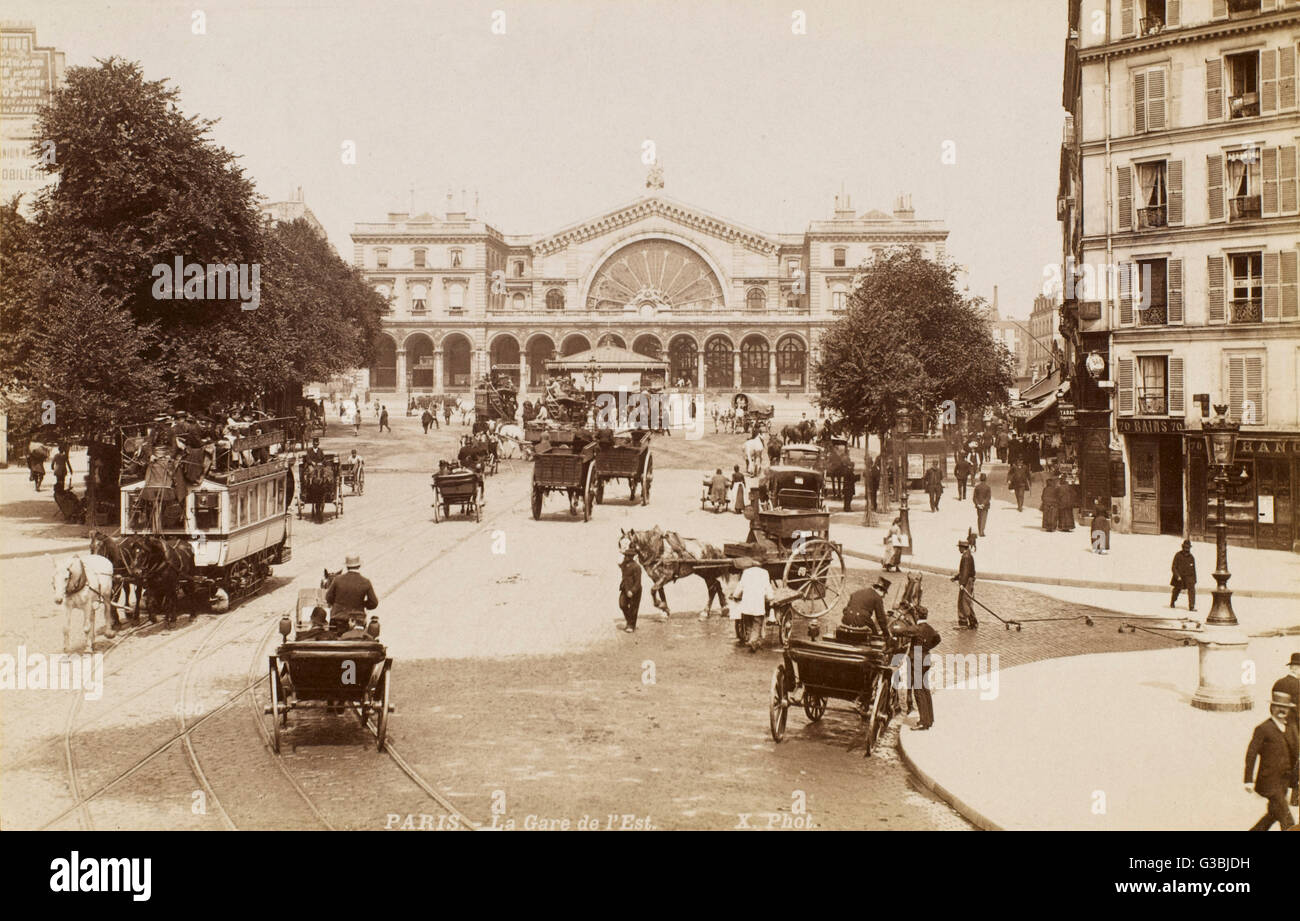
118,415 -> 297,608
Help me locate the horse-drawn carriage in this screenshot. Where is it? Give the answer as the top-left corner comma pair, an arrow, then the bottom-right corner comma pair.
297,453 -> 343,522
474,369 -> 519,424
780,439 -> 854,498
732,393 -> 774,435
529,429 -> 597,521
431,465 -> 482,522
593,432 -> 653,505
264,588 -> 393,753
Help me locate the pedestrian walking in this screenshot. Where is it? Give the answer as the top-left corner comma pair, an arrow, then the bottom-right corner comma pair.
730,558 -> 773,652
869,456 -> 880,511
1170,539 -> 1197,611
951,538 -> 978,628
379,406 -> 391,433
972,472 -> 991,537
51,445 -> 72,493
996,430 -> 1009,463
730,465 -> 746,514
1057,482 -> 1076,532
1040,477 -> 1058,532
1272,653 -> 1300,738
421,408 -> 434,433
619,548 -> 642,633
1008,461 -> 1030,512
923,462 -> 943,512
842,465 -> 856,512
954,455 -> 971,500
1090,502 -> 1111,553
894,605 -> 941,730
27,444 -> 47,491
883,518 -> 905,572
1243,690 -> 1298,830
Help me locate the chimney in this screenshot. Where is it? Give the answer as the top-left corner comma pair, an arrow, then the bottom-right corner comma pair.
993,285 -> 999,313
893,193 -> 914,219
833,192 -> 855,221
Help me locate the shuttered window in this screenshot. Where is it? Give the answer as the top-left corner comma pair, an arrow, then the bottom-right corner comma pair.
1262,49 -> 1279,114
1262,147 -> 1280,215
1282,250 -> 1299,319
1168,257 -> 1184,323
1167,159 -> 1184,225
1117,165 -> 1133,231
1134,67 -> 1167,133
1207,154 -> 1225,221
1225,353 -> 1265,425
1119,262 -> 1134,326
1278,145 -> 1298,214
1280,44 -> 1297,111
1212,0 -> 1228,19
1263,252 -> 1280,319
1117,357 -> 1135,415
1207,255 -> 1226,322
1121,0 -> 1135,36
1206,58 -> 1224,121
1168,357 -> 1185,416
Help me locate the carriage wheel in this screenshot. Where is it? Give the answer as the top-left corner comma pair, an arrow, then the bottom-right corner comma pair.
531,486 -> 543,520
641,456 -> 653,505
584,463 -> 596,522
596,479 -> 605,504
862,672 -> 890,756
782,539 -> 847,621
803,692 -> 827,722
375,665 -> 391,752
778,605 -> 795,645
268,660 -> 283,754
769,665 -> 790,742
432,490 -> 442,522
357,467 -> 364,495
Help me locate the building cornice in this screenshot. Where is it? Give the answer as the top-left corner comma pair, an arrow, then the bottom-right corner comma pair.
1082,215 -> 1300,248
1077,9 -> 1300,64
1112,322 -> 1300,343
1081,111 -> 1300,155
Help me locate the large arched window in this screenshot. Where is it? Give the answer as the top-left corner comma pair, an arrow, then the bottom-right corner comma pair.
597,332 -> 626,349
776,335 -> 807,389
443,334 -> 472,389
546,288 -> 565,311
586,239 -> 724,312
740,335 -> 770,390
372,335 -> 397,389
746,287 -> 767,311
668,335 -> 697,387
410,283 -> 428,313
490,336 -> 521,386
561,334 -> 590,357
632,334 -> 663,361
406,334 -> 434,389
705,336 -> 733,390
527,335 -> 555,387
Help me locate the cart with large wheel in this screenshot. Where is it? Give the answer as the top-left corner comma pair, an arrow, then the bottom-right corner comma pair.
265,589 -> 393,753
593,435 -> 653,506
340,457 -> 365,495
431,467 -> 482,522
531,437 -> 597,521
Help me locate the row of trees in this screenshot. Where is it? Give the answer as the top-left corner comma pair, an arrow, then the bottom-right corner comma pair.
1,58 -> 386,441
813,246 -> 1016,516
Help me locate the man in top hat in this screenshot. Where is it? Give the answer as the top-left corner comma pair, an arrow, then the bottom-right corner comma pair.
305,437 -> 326,466
842,576 -> 891,638
1243,690 -> 1298,830
325,553 -> 379,630
730,558 -> 774,652
1274,653 -> 1300,737
952,539 -> 978,628
892,605 -> 941,730
1170,539 -> 1197,611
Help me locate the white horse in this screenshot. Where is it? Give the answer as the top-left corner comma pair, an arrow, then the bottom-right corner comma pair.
742,432 -> 767,477
51,553 -> 115,653
454,397 -> 475,424
494,422 -> 532,459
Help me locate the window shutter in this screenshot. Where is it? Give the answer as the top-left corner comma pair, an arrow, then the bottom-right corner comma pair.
1208,255 -> 1226,323
1280,45 -> 1297,111
1263,252 -> 1280,319
1121,0 -> 1135,37
1146,69 -> 1167,130
1167,159 -> 1184,225
1117,165 -> 1133,231
1226,355 -> 1245,421
1245,356 -> 1265,425
1207,154 -> 1225,222
1119,262 -> 1134,326
1167,0 -> 1180,27
1281,250 -> 1298,319
1261,0 -> 1277,11
1212,0 -> 1228,18
1279,145 -> 1298,213
1168,357 -> 1185,417
1168,257 -> 1184,324
1262,50 -> 1279,115
1206,58 -> 1224,121
1117,358 -> 1134,415
1262,147 -> 1280,216
1134,70 -> 1147,133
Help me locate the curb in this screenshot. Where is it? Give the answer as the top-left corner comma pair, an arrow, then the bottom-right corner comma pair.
895,729 -> 1003,831
840,548 -> 1300,601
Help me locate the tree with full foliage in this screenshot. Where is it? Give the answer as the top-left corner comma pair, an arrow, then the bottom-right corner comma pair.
1,58 -> 384,442
813,246 -> 1015,521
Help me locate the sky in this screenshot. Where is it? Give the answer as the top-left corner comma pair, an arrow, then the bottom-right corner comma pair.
6,0 -> 1068,318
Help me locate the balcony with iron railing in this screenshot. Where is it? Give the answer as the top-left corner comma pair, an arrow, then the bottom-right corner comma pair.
1229,195 -> 1261,220
1229,93 -> 1260,119
1136,205 -> 1167,230
1137,301 -> 1167,326
1137,388 -> 1167,416
1230,297 -> 1262,323
1139,16 -> 1165,34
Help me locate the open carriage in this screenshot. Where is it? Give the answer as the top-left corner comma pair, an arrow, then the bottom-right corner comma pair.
431,466 -> 482,522
297,454 -> 343,522
265,588 -> 393,753
593,433 -> 653,506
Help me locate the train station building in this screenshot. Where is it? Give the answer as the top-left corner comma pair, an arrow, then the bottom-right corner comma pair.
351,175 -> 949,402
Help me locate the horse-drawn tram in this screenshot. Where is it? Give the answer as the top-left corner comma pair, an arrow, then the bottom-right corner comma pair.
592,430 -> 653,506
118,416 -> 295,612
528,426 -> 597,521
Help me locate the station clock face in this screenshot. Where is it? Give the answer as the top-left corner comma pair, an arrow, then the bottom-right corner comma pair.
587,239 -> 723,313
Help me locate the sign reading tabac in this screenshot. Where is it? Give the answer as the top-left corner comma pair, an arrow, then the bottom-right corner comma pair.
1,30 -> 59,117
1117,417 -> 1185,435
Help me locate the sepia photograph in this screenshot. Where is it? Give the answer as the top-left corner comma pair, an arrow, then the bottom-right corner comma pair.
1,0 -> 1296,899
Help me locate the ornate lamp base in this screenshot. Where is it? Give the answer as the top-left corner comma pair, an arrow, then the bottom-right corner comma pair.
1190,624 -> 1254,712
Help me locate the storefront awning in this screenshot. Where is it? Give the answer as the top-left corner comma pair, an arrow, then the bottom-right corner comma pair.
1010,378 -> 1069,432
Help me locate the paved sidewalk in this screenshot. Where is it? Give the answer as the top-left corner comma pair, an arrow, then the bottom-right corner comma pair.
831,462 -> 1300,599
898,635 -> 1300,831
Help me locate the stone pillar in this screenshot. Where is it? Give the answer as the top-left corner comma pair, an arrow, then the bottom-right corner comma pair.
433,349 -> 444,395
696,351 -> 705,390
395,348 -> 407,401
768,350 -> 778,394
519,355 -> 530,398
732,350 -> 741,391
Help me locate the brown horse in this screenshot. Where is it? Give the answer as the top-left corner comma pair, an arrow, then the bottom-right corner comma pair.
301,461 -> 333,522
139,536 -> 196,623
618,526 -> 730,617
88,530 -> 148,628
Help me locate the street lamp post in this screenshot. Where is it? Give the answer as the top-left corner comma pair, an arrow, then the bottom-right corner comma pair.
1191,404 -> 1252,712
582,358 -> 600,425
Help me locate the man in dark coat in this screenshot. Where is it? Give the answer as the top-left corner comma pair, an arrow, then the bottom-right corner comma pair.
1040,477 -> 1058,532
1008,461 -> 1030,512
1272,653 -> 1300,737
51,445 -> 72,493
1170,539 -> 1197,611
842,577 -> 891,637
842,466 -> 856,512
379,405 -> 391,433
325,554 -> 379,627
923,463 -> 943,512
972,473 -> 992,537
619,549 -> 642,633
954,455 -> 971,500
1243,691 -> 1298,830
951,539 -> 977,628
869,457 -> 880,511
1090,501 -> 1111,553
893,606 -> 941,730
1057,481 -> 1076,532
305,437 -> 326,466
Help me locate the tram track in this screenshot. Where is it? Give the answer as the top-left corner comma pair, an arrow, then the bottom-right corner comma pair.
41,470 -> 529,830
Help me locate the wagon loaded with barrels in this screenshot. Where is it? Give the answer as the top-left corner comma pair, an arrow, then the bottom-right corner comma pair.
593,431 -> 653,505
528,426 -> 597,521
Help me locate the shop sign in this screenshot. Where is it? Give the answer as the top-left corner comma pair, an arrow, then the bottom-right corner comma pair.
1117,418 -> 1184,434
1234,437 -> 1300,457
